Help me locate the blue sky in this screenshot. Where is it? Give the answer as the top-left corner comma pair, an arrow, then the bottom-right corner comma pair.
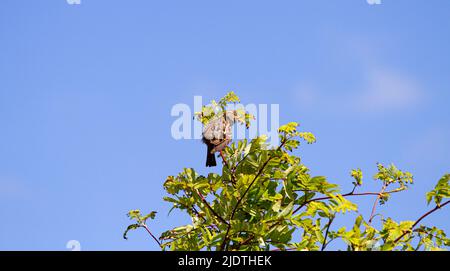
0,0 -> 449,250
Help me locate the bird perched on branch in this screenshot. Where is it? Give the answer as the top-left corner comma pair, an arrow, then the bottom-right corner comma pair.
202,110 -> 238,167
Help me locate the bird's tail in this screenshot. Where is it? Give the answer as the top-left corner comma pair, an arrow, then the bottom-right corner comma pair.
206,144 -> 217,167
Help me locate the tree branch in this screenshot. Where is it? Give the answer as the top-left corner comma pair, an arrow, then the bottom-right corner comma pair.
219,138 -> 287,251
271,247 -> 299,251
234,149 -> 251,171
195,189 -> 229,226
182,191 -> 208,223
321,214 -> 335,251
293,189 -> 404,215
142,224 -> 162,248
368,184 -> 388,224
393,200 -> 450,244
219,150 -> 236,185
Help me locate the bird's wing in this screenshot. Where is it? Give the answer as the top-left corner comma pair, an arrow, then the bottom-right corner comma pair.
212,139 -> 231,152
203,110 -> 236,142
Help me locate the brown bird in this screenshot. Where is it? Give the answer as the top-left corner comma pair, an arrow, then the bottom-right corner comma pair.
202,111 -> 237,167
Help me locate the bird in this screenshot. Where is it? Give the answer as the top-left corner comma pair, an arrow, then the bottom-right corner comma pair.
202,110 -> 238,167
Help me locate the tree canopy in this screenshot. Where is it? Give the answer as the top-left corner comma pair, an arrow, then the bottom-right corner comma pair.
124,92 -> 449,251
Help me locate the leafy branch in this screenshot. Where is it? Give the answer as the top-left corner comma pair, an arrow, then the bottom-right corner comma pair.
124,92 -> 449,251
123,210 -> 161,248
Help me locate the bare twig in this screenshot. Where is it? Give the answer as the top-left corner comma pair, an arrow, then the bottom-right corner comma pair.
368,184 -> 388,224
350,184 -> 358,194
321,214 -> 336,251
142,224 -> 162,248
219,150 -> 230,169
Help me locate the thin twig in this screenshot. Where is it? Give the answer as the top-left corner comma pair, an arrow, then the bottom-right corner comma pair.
321,214 -> 336,251
393,200 -> 450,244
142,224 -> 162,248
190,205 -> 220,231
191,206 -> 204,221
219,150 -> 230,169
234,150 -> 251,170
219,150 -> 236,185
271,247 -> 299,251
220,138 -> 287,251
368,184 -> 388,224
293,189 -> 404,215
233,233 -> 256,250
195,189 -> 229,226
182,191 -> 208,223
350,184 -> 358,194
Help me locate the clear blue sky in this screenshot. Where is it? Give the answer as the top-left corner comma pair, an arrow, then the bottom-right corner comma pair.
0,0 -> 449,250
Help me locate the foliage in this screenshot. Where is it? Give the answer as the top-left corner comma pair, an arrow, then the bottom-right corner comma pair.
123,210 -> 157,240
193,90 -> 254,128
124,92 -> 449,251
426,174 -> 450,207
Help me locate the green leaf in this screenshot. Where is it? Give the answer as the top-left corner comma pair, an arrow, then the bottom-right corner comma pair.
278,202 -> 294,218
351,169 -> 363,186
355,215 -> 363,228
142,211 -> 157,223
426,174 -> 449,206
272,200 -> 282,213
219,91 -> 240,107
298,132 -> 316,144
123,224 -> 140,240
127,210 -> 142,222
278,122 -> 299,134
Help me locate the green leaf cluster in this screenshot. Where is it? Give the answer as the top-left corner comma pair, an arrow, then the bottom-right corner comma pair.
426,174 -> 449,206
123,210 -> 157,240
